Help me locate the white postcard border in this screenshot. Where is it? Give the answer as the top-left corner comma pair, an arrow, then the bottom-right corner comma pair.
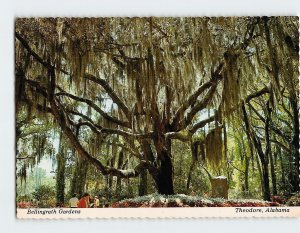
17,207 -> 300,219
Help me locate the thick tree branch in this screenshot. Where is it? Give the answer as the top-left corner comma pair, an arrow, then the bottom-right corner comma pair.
105,142 -> 140,157
242,104 -> 266,163
281,99 -> 293,120
248,102 -> 291,143
147,18 -> 168,38
277,117 -> 293,131
22,73 -> 157,178
245,86 -> 269,103
16,155 -> 35,160
56,91 -> 130,128
50,98 -> 158,178
15,32 -> 69,75
189,115 -> 215,134
165,131 -> 192,142
270,139 -> 291,153
24,79 -> 48,98
15,32 -> 51,68
67,109 -> 94,123
74,120 -> 154,140
243,87 -> 293,144
180,81 -> 219,130
171,62 -> 223,130
241,17 -> 259,50
23,79 -> 152,141
85,74 -> 131,119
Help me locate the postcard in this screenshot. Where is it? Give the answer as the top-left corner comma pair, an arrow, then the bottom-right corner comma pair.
15,17 -> 300,218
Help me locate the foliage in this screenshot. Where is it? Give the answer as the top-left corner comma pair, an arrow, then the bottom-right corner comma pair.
16,194 -> 32,203
17,167 -> 55,197
32,185 -> 55,202
286,193 -> 300,206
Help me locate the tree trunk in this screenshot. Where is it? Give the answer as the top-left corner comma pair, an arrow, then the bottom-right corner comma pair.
138,170 -> 148,196
242,104 -> 270,201
138,140 -> 154,196
56,133 -> 66,206
155,151 -> 174,195
56,150 -> 66,205
261,101 -> 271,201
256,153 -> 264,195
261,161 -> 271,201
70,154 -> 88,198
137,139 -> 147,196
109,140 -> 117,189
269,146 -> 277,195
240,133 -> 249,193
278,147 -> 286,193
291,98 -> 300,192
115,150 -> 124,195
186,159 -> 196,192
179,147 -> 183,190
245,156 -> 250,193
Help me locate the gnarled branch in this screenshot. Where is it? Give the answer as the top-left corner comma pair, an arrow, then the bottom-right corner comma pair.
245,86 -> 269,103
56,91 -> 130,128
85,74 -> 131,120
50,98 -> 158,179
15,32 -> 69,75
180,81 -> 219,130
171,63 -> 223,130
165,131 -> 192,142
248,102 -> 291,143
74,120 -> 154,140
190,115 -> 215,134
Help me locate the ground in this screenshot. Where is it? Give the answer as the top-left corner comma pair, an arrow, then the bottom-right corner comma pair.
110,194 -> 281,208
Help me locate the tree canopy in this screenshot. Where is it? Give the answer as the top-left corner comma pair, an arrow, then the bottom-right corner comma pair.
16,17 -> 299,201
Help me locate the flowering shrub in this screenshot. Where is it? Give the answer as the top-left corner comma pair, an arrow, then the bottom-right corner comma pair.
17,201 -> 34,208
271,195 -> 287,204
110,194 -> 280,208
286,193 -> 300,206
